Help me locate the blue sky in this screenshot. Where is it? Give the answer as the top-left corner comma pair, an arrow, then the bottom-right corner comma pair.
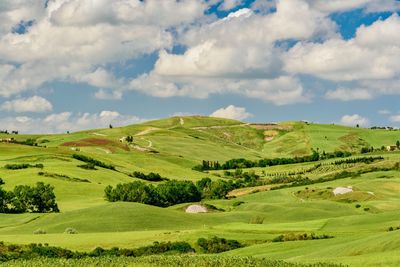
0,0 -> 400,133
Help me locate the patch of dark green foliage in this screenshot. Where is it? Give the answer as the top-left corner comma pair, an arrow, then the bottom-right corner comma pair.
0,241 -> 194,262
194,150 -> 352,171
4,163 -> 43,170
38,172 -> 90,183
72,154 -> 115,170
332,156 -> 384,165
105,180 -> 201,207
0,182 -> 59,213
197,236 -> 242,253
387,226 -> 400,232
272,233 -> 333,242
131,171 -> 169,182
105,175 -> 264,207
77,163 -> 97,170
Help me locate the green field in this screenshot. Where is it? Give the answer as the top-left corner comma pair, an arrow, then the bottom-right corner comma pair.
1,116 -> 400,266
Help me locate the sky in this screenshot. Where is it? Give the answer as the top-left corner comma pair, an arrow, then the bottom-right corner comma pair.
1,0 -> 400,133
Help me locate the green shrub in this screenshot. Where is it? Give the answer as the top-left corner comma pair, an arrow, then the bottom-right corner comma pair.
33,229 -> 47,235
232,201 -> 245,207
197,236 -> 242,253
72,154 -> 115,170
249,216 -> 264,224
64,228 -> 78,234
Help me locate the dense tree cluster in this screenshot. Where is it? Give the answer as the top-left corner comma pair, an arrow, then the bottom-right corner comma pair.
131,171 -> 168,182
197,237 -> 242,253
194,150 -> 352,171
72,154 -> 115,170
105,180 -> 201,207
0,182 -> 59,213
104,175 -> 261,207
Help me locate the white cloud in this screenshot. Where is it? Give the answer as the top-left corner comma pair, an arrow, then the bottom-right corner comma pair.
0,111 -> 145,134
304,0 -> 400,13
130,1 -> 335,105
325,88 -> 373,101
1,96 -> 53,113
210,105 -> 252,120
1,0 -> 399,107
0,0 -> 208,97
340,114 -> 370,127
130,74 -> 309,105
389,114 -> 400,123
285,14 -> 400,82
94,89 -> 123,100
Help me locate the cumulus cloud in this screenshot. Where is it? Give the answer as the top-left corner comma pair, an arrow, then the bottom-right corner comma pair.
130,1 -> 334,105
389,114 -> 400,123
325,88 -> 373,101
210,105 -> 252,120
130,74 -> 309,105
1,96 -> 53,113
340,114 -> 370,127
285,14 -> 400,82
0,110 -> 145,134
0,0 -> 208,97
1,0 -> 400,109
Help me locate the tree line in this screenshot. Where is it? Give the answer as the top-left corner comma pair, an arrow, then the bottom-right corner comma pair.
104,175 -> 262,207
332,156 -> 384,165
4,163 -> 44,170
130,171 -> 169,182
193,150 -> 352,171
0,236 -> 243,263
0,181 -> 59,213
72,154 -> 115,170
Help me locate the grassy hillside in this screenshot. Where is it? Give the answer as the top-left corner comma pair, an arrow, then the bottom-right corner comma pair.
0,116 -> 400,266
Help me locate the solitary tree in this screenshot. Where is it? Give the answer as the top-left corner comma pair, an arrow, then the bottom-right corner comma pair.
396,140 -> 400,148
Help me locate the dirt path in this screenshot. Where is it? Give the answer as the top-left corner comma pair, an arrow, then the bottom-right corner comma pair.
228,184 -> 277,197
96,148 -> 111,154
141,138 -> 153,148
135,127 -> 158,136
93,133 -> 107,136
292,192 -> 305,202
191,123 -> 249,130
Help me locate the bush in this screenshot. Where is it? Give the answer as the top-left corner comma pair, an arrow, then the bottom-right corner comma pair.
131,171 -> 168,182
4,163 -> 43,170
1,182 -> 59,214
233,201 -> 245,207
249,216 -> 264,224
72,154 -> 115,170
272,233 -> 333,242
197,237 -> 242,253
355,204 -> 361,208
64,228 -> 78,234
77,163 -> 97,170
33,229 -> 47,235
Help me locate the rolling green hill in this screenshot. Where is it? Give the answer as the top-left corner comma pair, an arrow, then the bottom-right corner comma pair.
0,116 -> 400,266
